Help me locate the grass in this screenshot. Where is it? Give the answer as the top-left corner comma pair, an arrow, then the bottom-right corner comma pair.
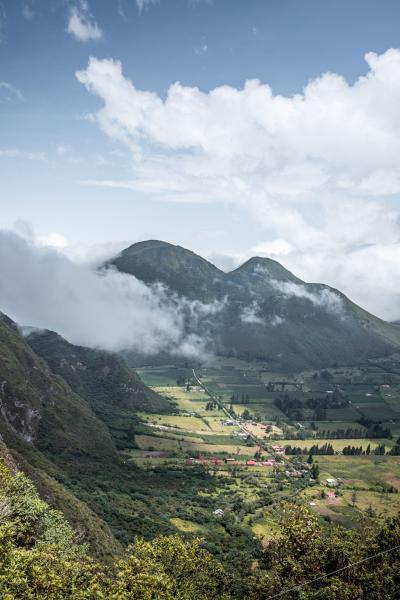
280,438 -> 393,451
133,358 -> 400,546
170,518 -> 204,533
134,434 -> 256,456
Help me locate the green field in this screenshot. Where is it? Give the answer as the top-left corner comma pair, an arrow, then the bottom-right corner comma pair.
132,355 -> 400,546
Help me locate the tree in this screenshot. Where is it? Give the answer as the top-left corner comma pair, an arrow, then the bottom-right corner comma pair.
366,504 -> 375,518
311,463 -> 320,479
242,409 -> 251,421
112,536 -> 231,600
0,460 -> 232,600
253,504 -> 400,600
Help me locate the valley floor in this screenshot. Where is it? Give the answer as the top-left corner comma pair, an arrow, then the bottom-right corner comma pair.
126,356 -> 400,547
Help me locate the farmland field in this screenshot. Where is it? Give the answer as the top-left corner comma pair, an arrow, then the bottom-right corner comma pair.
130,355 -> 400,547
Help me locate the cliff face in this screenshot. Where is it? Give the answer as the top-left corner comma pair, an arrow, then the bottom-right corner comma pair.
0,313 -> 116,458
0,313 -> 123,560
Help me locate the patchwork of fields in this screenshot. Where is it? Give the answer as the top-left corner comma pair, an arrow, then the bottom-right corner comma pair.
132,356 -> 400,544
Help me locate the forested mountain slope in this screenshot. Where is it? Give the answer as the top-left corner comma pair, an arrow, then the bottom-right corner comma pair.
109,240 -> 400,369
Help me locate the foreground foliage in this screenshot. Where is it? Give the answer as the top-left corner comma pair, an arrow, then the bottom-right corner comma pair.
0,460 -> 230,599
1,460 -> 399,599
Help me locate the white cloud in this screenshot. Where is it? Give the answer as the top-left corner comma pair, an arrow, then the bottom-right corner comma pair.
0,148 -> 45,160
240,301 -> 264,325
269,280 -> 345,316
67,1 -> 102,42
76,49 -> 400,320
0,229 -> 213,357
56,144 -> 70,155
22,5 -> 34,20
194,42 -> 208,56
271,314 -> 284,326
0,81 -> 23,102
136,0 -> 159,12
37,232 -> 69,248
0,1 -> 6,43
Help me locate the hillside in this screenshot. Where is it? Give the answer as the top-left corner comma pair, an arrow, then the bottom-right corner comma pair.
0,313 -> 123,558
108,241 -> 400,369
0,313 -> 116,459
1,453 -> 399,599
26,329 -> 170,414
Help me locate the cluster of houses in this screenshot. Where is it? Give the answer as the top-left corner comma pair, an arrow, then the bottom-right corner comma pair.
284,468 -> 309,478
245,459 -> 276,467
185,456 -> 277,467
186,456 -> 225,466
271,444 -> 285,455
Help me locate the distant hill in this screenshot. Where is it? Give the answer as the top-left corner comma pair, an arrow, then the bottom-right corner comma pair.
109,240 -> 400,370
26,329 -> 170,414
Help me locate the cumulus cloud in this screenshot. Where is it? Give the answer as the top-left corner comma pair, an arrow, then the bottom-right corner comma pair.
67,1 -> 102,42
0,230 -> 215,358
75,50 -> 400,320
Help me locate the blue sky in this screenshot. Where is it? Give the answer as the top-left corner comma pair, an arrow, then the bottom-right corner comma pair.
2,0 -> 400,319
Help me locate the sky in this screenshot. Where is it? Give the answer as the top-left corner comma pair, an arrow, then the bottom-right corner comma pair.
2,0 -> 400,322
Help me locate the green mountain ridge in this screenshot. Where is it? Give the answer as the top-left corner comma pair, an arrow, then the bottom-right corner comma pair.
108,240 -> 400,369
0,313 -> 173,560
26,328 -> 169,414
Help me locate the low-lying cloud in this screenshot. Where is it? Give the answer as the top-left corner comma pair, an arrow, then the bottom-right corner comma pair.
240,301 -> 264,325
0,230 -> 216,357
270,280 -> 345,316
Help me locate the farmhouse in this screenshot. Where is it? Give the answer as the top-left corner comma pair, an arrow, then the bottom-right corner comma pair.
326,478 -> 338,487
271,445 -> 285,454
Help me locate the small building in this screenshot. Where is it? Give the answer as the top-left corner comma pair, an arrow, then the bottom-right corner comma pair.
246,460 -> 257,466
326,478 -> 338,487
213,508 -> 225,517
271,445 -> 285,454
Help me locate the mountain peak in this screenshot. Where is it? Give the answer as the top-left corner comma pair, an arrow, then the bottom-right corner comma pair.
230,256 -> 302,283
108,239 -> 223,300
